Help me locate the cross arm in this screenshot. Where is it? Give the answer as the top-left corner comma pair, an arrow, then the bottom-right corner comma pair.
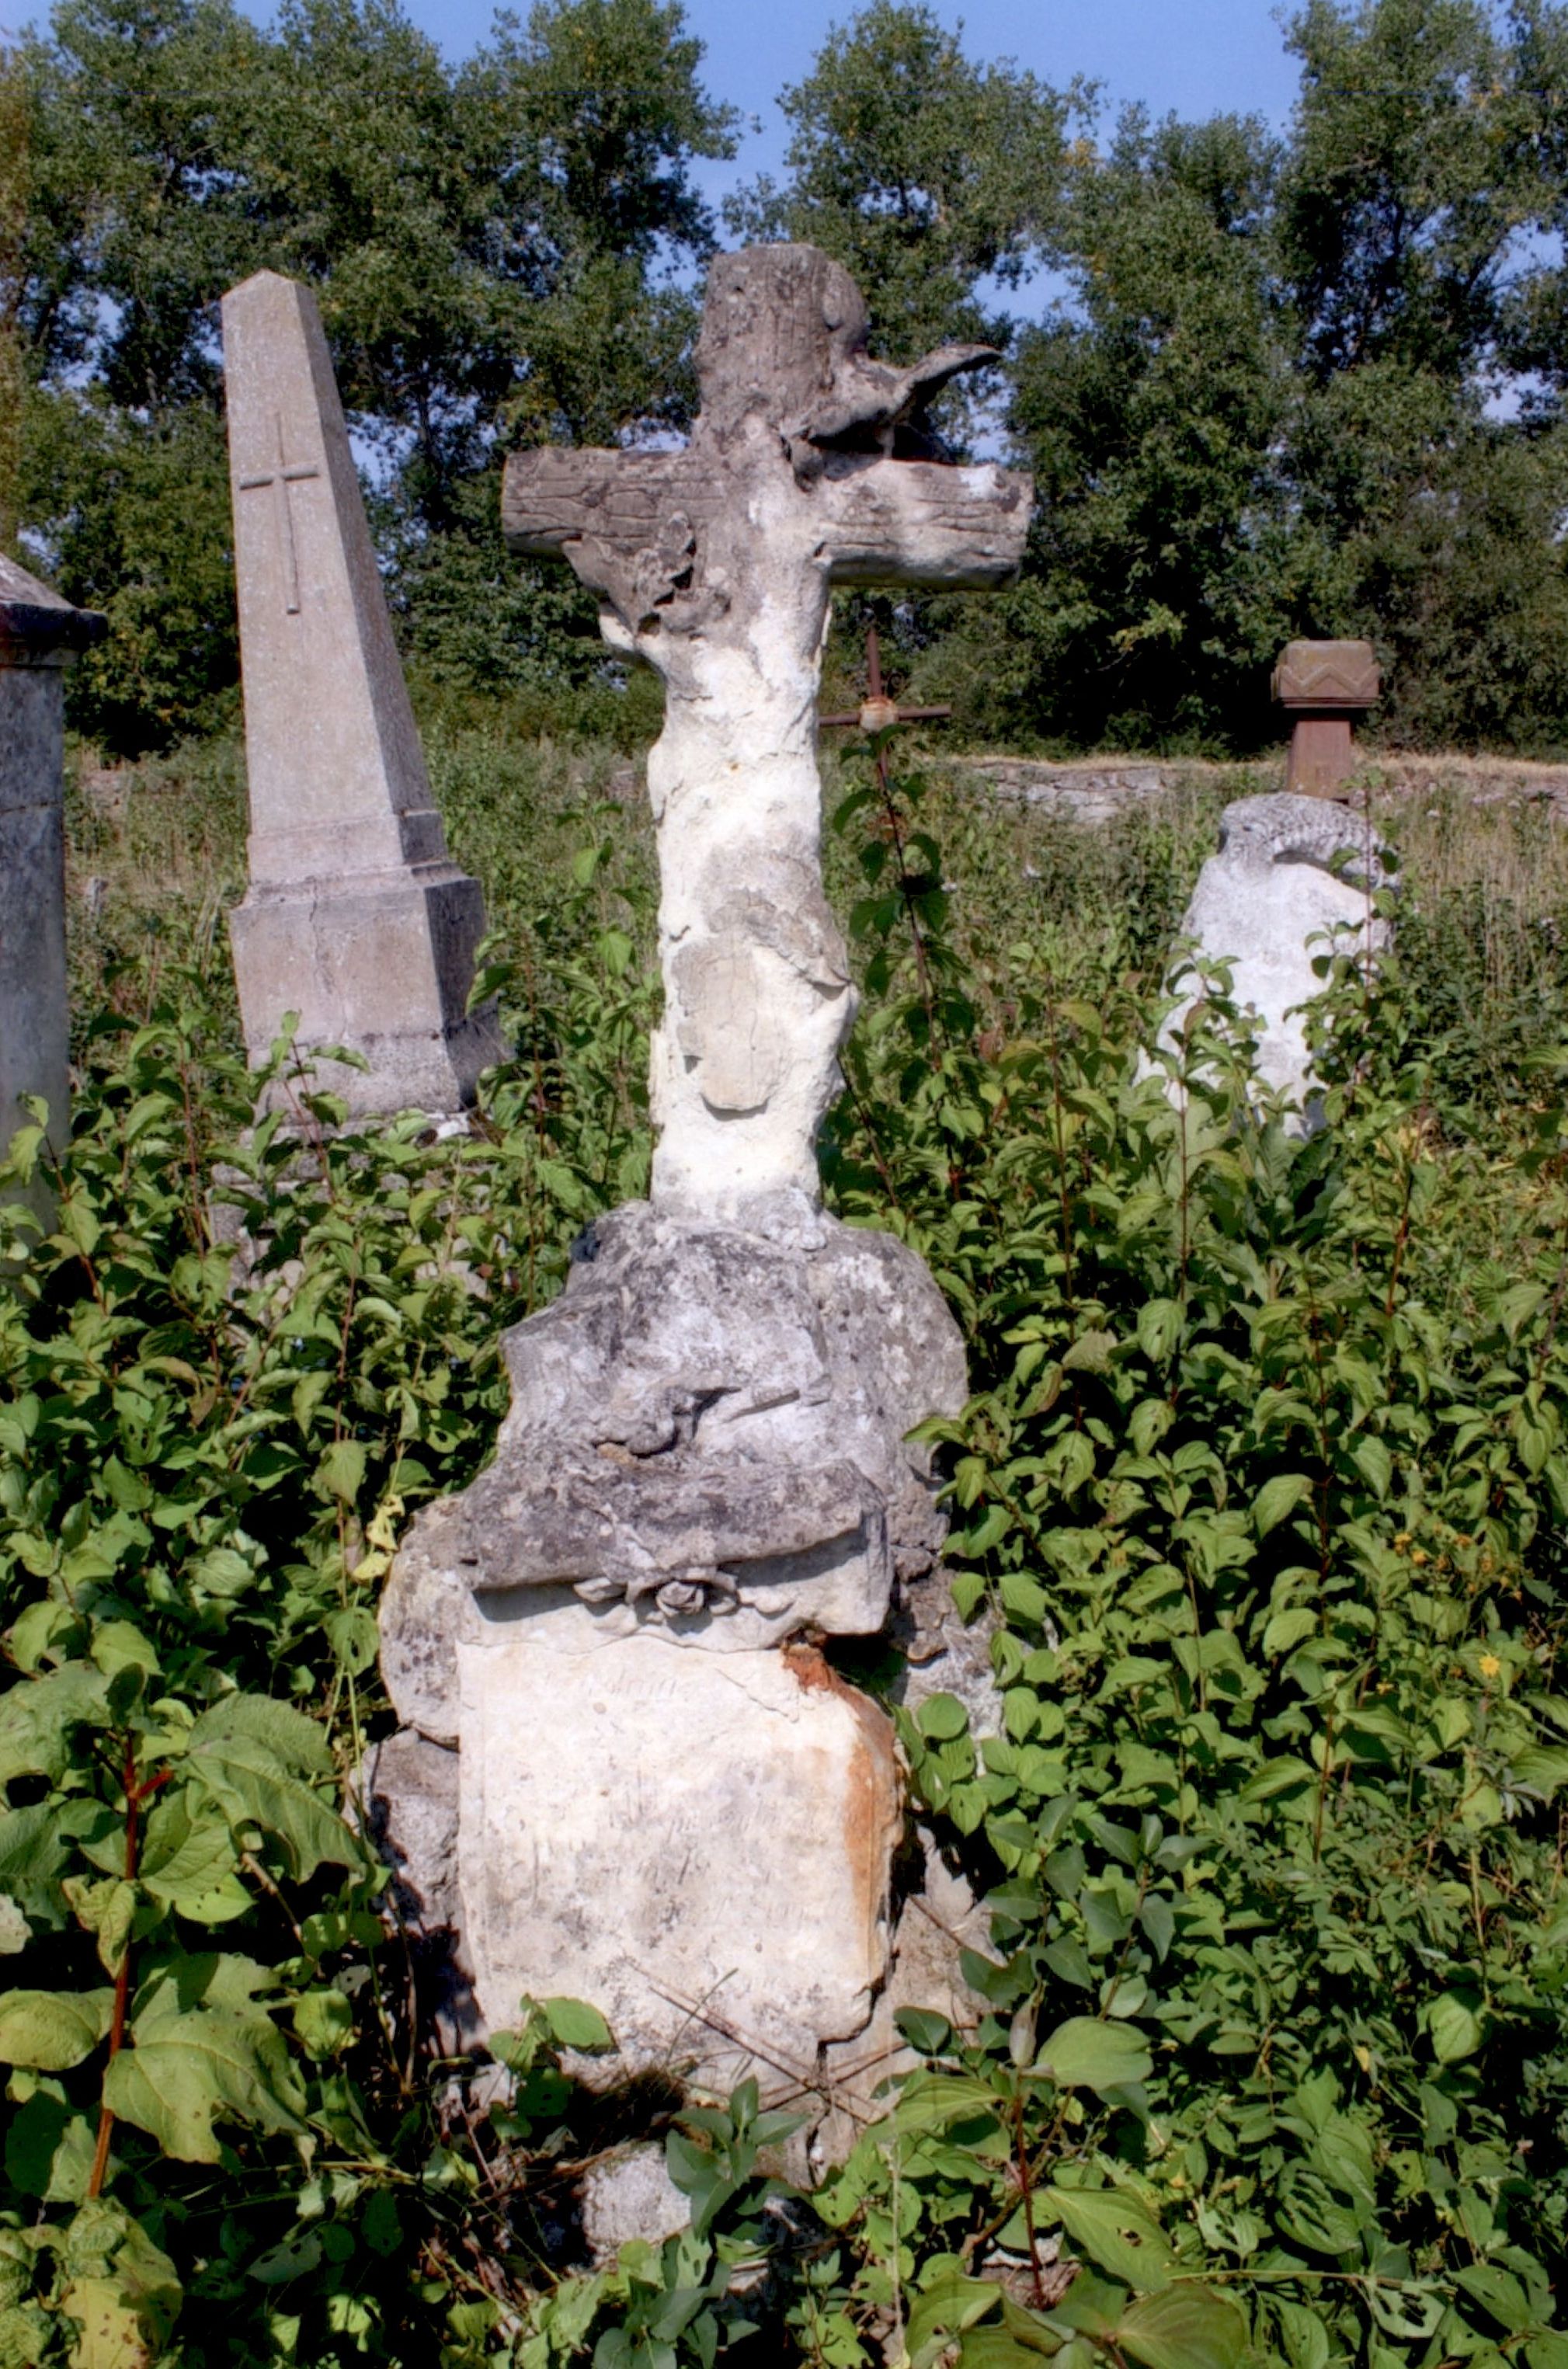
817,455 -> 1033,591
502,448 -> 721,562
502,447 -> 727,628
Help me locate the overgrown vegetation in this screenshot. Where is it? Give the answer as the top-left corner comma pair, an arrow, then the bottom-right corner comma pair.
2,732 -> 1567,2363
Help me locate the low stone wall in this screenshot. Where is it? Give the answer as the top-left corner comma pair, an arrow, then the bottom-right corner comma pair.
951,751 -> 1568,820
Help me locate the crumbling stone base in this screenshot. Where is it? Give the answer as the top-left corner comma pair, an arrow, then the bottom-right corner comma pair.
373,1198 -> 976,2104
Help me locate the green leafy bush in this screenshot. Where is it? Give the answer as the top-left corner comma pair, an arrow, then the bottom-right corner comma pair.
808,746 -> 1568,2365
2,754 -> 1567,2364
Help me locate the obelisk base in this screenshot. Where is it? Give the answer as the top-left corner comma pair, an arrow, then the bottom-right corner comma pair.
229,865 -> 506,1114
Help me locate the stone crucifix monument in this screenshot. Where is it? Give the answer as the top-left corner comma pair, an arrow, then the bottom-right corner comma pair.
373,247 -> 1031,2109
221,272 -> 505,1112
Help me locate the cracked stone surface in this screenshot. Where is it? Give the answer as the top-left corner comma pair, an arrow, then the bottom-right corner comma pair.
1161,791 -> 1393,1123
379,1202 -> 968,2075
221,270 -> 505,1111
0,557 -> 104,1229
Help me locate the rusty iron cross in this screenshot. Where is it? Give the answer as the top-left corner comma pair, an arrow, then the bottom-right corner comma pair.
237,412 -> 322,616
821,622 -> 951,736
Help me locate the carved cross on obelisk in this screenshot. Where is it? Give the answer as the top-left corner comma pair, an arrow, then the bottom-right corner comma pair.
504,244 -> 1032,1230
237,416 -> 322,616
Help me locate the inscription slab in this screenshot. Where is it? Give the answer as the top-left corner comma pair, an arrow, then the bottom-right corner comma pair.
0,556 -> 105,1231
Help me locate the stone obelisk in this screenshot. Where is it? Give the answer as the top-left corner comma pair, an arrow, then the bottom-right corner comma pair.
221,272 -> 504,1113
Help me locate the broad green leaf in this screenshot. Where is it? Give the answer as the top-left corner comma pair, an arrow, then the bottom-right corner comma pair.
61,2278 -> 160,2369
1508,1745 -> 1568,1800
291,1988 -> 354,2058
1135,1299 -> 1180,1362
0,1800 -> 75,1924
1254,1474 -> 1311,1537
139,1793 -> 251,1924
1062,1330 -> 1116,1375
64,1876 -> 137,1976
1273,2297 -> 1330,2369
906,2271 -> 1001,2362
1455,2265 -> 1540,2335
5,2090 -> 98,2201
186,1696 -> 360,1882
315,1438 -> 366,1503
1043,2186 -> 1173,2290
1138,1894 -> 1175,1964
1351,1436 -> 1392,1499
1430,1989 -> 1483,2065
1117,2284 -> 1249,2369
1034,2017 -> 1153,2092
890,2072 -> 1009,2142
88,1620 -> 158,1678
106,1991 -> 304,2164
1278,2175 -> 1364,2256
542,1996 -> 613,2051
1263,1607 -> 1318,1656
187,1548 -> 256,1601
895,2007 -> 954,2055
0,1663 -> 111,1785
60,2217 -> 180,2369
0,1987 -> 114,2070
917,1693 -> 971,1742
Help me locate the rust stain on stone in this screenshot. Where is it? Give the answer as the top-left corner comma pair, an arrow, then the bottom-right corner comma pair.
784,1642 -> 900,1955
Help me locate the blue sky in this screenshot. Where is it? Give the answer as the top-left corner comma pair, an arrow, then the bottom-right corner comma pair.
356,0 -> 1302,198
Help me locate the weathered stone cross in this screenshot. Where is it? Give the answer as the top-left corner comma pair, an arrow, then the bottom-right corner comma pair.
504,243 -> 1032,1230
237,415 -> 322,617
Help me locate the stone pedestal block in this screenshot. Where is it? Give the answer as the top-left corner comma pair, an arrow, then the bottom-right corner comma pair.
459,1626 -> 901,2079
375,1202 -> 968,2097
0,556 -> 106,1226
228,868 -> 499,1113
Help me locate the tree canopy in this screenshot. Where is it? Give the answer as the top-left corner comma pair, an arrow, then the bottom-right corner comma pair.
9,0 -> 1568,753
11,0 -> 735,746
923,0 -> 1568,750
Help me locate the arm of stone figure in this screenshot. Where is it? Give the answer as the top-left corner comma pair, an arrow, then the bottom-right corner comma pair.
815,454 -> 1031,590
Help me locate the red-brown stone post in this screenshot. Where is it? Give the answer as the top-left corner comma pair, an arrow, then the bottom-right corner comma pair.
1272,638 -> 1381,797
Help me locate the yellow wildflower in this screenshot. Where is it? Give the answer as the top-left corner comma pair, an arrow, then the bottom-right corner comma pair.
1479,1653 -> 1502,1682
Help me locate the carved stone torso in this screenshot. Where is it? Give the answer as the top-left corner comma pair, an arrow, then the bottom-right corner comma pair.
502,244 -> 1031,1226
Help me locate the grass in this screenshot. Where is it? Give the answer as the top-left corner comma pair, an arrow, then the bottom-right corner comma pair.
59,704 -> 1568,1111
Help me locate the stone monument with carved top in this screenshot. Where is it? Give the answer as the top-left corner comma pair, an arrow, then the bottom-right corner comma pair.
372,247 -> 1031,2134
1273,637 -> 1381,798
221,271 -> 505,1113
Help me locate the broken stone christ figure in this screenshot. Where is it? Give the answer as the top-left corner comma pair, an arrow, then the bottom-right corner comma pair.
374,246 -> 1032,2120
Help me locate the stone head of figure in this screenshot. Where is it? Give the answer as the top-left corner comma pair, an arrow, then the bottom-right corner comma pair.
694,244 -> 872,440
693,242 -> 997,463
